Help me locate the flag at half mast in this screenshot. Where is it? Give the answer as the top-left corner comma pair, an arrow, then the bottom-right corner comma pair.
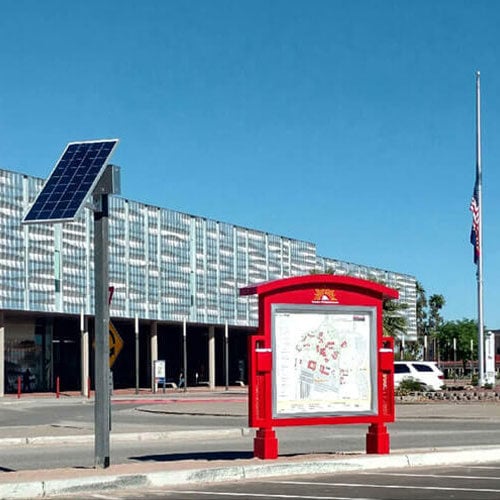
470,172 -> 480,264
470,71 -> 482,266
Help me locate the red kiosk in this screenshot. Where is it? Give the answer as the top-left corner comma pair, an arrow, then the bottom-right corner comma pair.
240,274 -> 397,459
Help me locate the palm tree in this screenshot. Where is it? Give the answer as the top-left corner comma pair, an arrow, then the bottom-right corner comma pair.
382,298 -> 408,338
310,269 -> 409,339
428,294 -> 446,362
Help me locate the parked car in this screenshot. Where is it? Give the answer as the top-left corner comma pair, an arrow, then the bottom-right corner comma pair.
394,361 -> 445,391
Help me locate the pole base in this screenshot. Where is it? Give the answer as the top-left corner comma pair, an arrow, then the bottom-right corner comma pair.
95,456 -> 110,469
254,428 -> 279,459
366,423 -> 390,454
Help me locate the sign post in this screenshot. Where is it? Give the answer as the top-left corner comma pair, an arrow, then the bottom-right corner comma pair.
241,274 -> 398,459
485,331 -> 495,385
183,318 -> 188,392
93,191 -> 110,468
20,140 -> 120,470
135,314 -> 139,395
154,360 -> 166,393
225,320 -> 229,391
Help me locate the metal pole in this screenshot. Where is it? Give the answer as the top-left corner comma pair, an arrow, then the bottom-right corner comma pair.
476,71 -> 485,386
470,338 -> 474,375
225,321 -> 229,391
183,318 -> 187,392
0,312 -> 4,398
150,322 -> 158,393
135,314 -> 139,395
80,309 -> 89,397
94,193 -> 110,469
423,335 -> 428,361
453,337 -> 457,381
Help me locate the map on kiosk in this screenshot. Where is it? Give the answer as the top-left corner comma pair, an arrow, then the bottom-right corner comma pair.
272,305 -> 377,417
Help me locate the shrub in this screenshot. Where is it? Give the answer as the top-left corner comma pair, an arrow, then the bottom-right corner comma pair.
396,378 -> 425,395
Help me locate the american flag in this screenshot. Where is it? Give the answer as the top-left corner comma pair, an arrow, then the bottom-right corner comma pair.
470,174 -> 480,264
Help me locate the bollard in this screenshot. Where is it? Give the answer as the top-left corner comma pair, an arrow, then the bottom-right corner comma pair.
17,376 -> 21,398
56,376 -> 60,398
87,376 -> 91,399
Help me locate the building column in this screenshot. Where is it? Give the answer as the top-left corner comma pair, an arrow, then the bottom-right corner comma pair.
80,312 -> 89,397
208,326 -> 215,389
182,318 -> 187,391
150,321 -> 158,391
0,312 -> 4,398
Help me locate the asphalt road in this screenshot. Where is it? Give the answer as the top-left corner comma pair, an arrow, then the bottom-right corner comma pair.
3,421 -> 500,471
1,399 -> 500,471
51,462 -> 500,499
0,401 -> 246,430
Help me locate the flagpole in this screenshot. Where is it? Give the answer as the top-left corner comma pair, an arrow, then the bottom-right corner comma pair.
476,70 -> 485,386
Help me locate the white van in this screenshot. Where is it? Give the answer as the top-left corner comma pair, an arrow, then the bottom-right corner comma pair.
394,361 -> 445,391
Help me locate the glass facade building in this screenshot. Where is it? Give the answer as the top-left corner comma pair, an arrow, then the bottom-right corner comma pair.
0,167 -> 416,392
315,256 -> 417,340
0,168 -> 324,324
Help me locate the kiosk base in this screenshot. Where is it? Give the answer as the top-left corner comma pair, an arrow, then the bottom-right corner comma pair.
366,423 -> 390,454
254,428 -> 278,459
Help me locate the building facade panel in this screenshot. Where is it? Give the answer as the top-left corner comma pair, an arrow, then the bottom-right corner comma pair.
316,256 -> 417,340
61,218 -> 88,314
0,168 -> 416,336
0,171 -> 26,309
158,209 -> 191,322
109,196 -> 127,315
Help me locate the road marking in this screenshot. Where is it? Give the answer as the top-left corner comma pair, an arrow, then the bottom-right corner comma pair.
460,465 -> 500,470
113,397 -> 247,405
161,491 -> 376,499
362,471 -> 500,480
87,494 -> 121,499
272,480 -> 500,493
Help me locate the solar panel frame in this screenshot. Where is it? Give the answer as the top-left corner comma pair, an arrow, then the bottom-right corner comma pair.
22,139 -> 119,224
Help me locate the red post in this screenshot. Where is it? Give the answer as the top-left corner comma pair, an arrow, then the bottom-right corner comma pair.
17,376 -> 21,398
87,376 -> 91,399
56,376 -> 60,398
366,423 -> 390,454
254,428 -> 279,459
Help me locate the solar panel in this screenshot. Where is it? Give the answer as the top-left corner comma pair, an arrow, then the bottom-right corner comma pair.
22,139 -> 119,224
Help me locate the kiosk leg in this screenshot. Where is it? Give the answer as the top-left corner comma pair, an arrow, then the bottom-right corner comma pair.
366,423 -> 390,454
254,428 -> 278,459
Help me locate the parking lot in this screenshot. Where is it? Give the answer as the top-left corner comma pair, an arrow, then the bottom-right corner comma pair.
55,462 -> 500,499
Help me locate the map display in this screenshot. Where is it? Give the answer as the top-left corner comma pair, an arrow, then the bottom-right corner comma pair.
272,305 -> 376,418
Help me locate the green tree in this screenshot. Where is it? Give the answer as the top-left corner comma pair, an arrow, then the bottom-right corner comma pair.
309,269 -> 409,340
428,294 -> 446,361
416,281 -> 428,340
437,319 -> 477,366
412,281 -> 428,359
428,294 -> 446,332
382,297 -> 409,339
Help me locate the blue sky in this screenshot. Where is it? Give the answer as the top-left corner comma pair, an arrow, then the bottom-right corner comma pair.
1,1 -> 500,326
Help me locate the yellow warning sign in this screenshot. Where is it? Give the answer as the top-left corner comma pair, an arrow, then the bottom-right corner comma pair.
109,321 -> 124,367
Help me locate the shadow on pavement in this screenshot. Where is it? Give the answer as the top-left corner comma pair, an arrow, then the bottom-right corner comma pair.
130,451 -> 254,462
0,466 -> 15,472
129,450 -> 348,463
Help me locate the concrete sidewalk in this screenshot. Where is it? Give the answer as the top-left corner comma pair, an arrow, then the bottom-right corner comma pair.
1,390 -> 500,499
2,445 -> 500,499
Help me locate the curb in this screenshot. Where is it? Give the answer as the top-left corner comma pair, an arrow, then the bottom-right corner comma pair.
2,446 -> 500,499
0,427 -> 253,447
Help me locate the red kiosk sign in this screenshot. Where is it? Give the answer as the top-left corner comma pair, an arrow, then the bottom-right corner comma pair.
240,274 -> 398,459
